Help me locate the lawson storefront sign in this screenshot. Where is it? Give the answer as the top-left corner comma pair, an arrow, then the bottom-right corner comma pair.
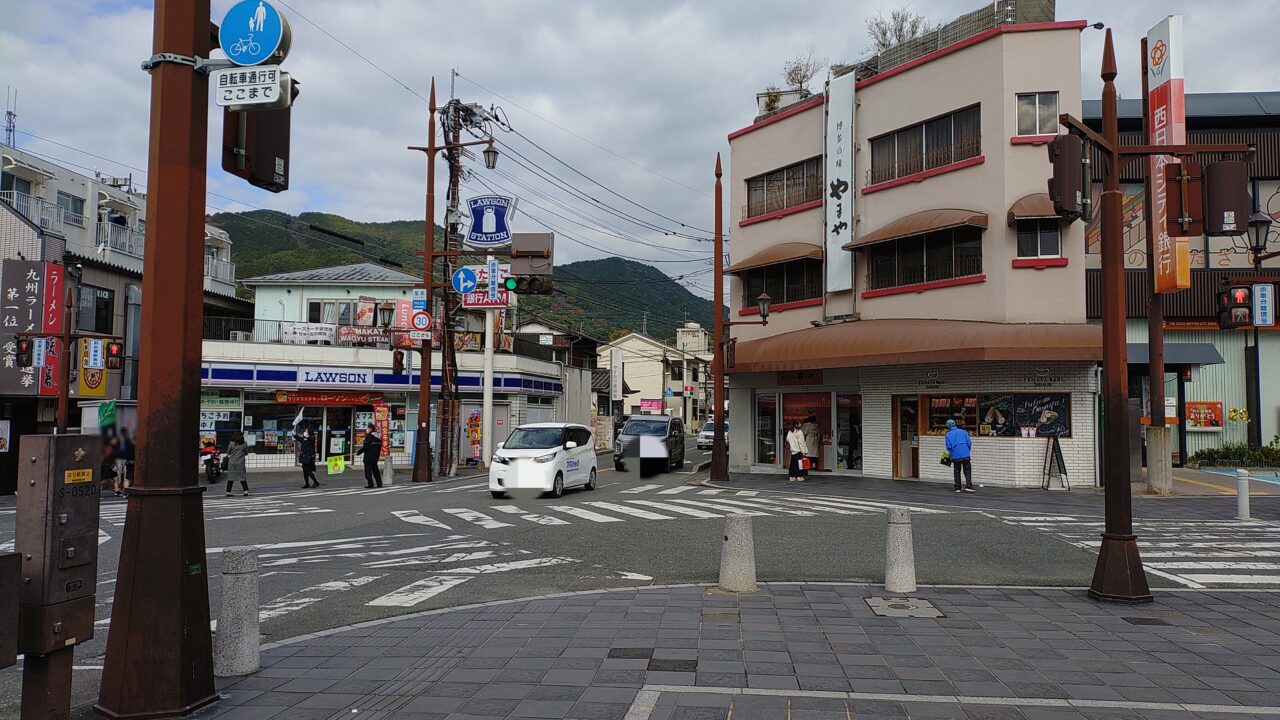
200,362 -> 564,395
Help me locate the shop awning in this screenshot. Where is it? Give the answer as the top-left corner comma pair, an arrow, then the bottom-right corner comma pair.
725,242 -> 823,274
2,154 -> 56,181
1127,343 -> 1225,366
843,208 -> 988,250
730,319 -> 1101,373
1007,193 -> 1058,225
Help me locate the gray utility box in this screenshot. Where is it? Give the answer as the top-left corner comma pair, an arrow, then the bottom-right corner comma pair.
1,552 -> 17,668
16,434 -> 101,655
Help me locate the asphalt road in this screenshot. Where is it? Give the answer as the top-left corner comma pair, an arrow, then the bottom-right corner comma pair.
1,435 -> 1278,718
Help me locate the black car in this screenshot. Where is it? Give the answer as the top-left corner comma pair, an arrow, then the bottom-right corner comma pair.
613,415 -> 685,473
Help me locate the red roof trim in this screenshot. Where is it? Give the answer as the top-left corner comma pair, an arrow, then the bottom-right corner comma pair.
727,96 -> 824,141
860,274 -> 987,299
860,156 -> 985,196
855,21 -> 1089,90
1010,134 -> 1057,145
1012,257 -> 1069,269
738,198 -> 823,227
739,297 -> 823,316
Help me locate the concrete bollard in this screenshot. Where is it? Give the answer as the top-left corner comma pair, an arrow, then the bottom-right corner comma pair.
718,515 -> 758,593
214,547 -> 260,677
885,508 -> 917,594
383,455 -> 395,486
1237,469 -> 1251,520
1146,427 -> 1173,495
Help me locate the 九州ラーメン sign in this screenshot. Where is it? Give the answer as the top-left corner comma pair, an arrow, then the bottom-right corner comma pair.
0,260 -> 64,396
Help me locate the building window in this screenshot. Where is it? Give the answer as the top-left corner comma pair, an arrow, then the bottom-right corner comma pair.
865,226 -> 983,291
669,363 -> 684,382
744,156 -> 821,218
869,105 -> 981,185
741,259 -> 822,306
1016,92 -> 1058,136
307,300 -> 355,324
77,285 -> 114,334
56,191 -> 85,226
1016,219 -> 1061,258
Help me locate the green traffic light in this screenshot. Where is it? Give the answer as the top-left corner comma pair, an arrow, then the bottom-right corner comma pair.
504,277 -> 518,291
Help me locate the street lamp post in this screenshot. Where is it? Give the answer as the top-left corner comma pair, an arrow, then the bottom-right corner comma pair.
1248,209 -> 1274,447
408,79 -> 498,483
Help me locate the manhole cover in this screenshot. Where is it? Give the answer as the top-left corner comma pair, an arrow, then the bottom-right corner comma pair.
866,597 -> 945,619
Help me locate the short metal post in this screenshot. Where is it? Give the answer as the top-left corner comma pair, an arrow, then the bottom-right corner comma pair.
1236,469 -> 1251,520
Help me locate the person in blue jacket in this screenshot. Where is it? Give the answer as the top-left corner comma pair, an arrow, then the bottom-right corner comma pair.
944,419 -> 975,493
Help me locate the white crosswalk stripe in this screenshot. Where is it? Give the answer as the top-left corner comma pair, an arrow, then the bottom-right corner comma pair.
697,489 -> 724,495
435,482 -> 489,493
491,505 -> 570,525
548,505 -> 623,523
1002,515 -> 1280,588
620,484 -> 662,494
443,508 -> 513,529
628,499 -> 722,518
656,486 -> 696,495
584,501 -> 674,520
662,497 -> 771,516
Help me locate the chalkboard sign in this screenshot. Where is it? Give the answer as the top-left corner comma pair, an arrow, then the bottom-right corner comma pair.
978,395 -> 1017,436
1042,436 -> 1069,490
1015,393 -> 1071,437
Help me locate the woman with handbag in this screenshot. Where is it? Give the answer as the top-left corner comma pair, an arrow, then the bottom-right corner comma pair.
785,420 -> 809,482
224,432 -> 250,496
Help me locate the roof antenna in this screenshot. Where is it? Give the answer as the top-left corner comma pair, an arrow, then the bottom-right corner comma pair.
4,87 -> 16,147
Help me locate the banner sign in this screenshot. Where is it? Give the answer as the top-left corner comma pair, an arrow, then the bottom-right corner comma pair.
0,260 -> 64,395
1184,400 -> 1223,431
611,348 -> 623,403
337,325 -> 390,344
464,195 -> 516,247
281,322 -> 335,345
824,72 -> 856,293
640,398 -> 664,414
355,296 -> 378,326
1147,15 -> 1190,292
201,389 -> 243,410
78,340 -> 107,398
374,403 -> 392,457
275,390 -> 384,405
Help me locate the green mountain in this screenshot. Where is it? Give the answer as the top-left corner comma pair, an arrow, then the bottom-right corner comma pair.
207,211 -> 715,342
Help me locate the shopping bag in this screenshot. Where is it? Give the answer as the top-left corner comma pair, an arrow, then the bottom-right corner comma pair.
940,452 -> 952,467
798,457 -> 812,471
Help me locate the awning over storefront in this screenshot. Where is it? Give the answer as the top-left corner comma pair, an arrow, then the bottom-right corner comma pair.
844,208 -> 988,250
1127,343 -> 1225,366
725,242 -> 823,274
1006,193 -> 1057,225
730,319 -> 1102,373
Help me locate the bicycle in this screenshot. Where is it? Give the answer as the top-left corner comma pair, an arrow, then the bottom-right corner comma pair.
228,34 -> 260,57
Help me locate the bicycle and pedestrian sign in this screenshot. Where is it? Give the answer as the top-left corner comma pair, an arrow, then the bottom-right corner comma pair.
219,0 -> 291,67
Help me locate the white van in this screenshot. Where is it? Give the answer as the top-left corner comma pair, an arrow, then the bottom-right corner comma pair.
488,423 -> 597,499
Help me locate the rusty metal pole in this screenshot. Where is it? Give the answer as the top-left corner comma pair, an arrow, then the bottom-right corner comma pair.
711,154 -> 728,482
95,0 -> 220,715
1089,29 -> 1153,603
412,79 -> 438,484
55,275 -> 75,433
1141,37 -> 1169,467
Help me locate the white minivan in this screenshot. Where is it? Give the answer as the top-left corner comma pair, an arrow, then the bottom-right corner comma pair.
489,423 -> 597,499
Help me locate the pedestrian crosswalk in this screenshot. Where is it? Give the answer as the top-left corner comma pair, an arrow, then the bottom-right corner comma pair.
1000,514 -> 1280,588
98,494 -> 335,526
390,488 -> 945,532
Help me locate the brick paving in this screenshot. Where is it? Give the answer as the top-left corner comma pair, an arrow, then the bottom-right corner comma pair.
196,583 -> 1280,720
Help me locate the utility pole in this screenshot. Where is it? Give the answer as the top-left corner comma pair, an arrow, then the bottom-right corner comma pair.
54,269 -> 78,433
711,155 -> 728,481
1141,37 -> 1172,492
440,94 -> 463,475
411,80 -> 439,484
96,0 -> 219,714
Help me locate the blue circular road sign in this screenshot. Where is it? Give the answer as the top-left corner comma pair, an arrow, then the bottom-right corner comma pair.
451,267 -> 478,295
219,0 -> 290,66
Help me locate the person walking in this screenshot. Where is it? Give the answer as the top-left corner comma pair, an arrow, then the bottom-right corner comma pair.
801,415 -> 821,470
296,424 -> 319,488
785,419 -> 809,483
355,423 -> 383,489
114,427 -> 135,498
103,435 -> 120,495
944,419 -> 975,493
224,431 -> 250,496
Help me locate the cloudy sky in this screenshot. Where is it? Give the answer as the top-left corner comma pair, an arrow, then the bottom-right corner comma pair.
3,1 -> 1277,296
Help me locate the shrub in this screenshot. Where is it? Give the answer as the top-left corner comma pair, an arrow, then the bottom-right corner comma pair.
1188,438 -> 1280,468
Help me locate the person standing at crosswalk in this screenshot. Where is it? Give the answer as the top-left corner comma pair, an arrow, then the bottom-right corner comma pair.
296,424 -> 319,489
225,432 -> 250,497
356,423 -> 384,489
785,420 -> 808,482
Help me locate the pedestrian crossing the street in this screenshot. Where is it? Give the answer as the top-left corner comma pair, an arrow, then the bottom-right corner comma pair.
1000,514 -> 1280,588
389,488 -> 946,532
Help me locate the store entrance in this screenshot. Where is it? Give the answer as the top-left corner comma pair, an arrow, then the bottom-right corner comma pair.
325,407 -> 352,460
783,392 -> 831,470
894,396 -> 919,479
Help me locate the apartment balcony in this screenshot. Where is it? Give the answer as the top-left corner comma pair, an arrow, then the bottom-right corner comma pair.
203,256 -> 238,296
96,221 -> 145,258
0,189 -> 67,236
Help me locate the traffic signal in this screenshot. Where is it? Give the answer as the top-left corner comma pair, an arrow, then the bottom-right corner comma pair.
502,276 -> 555,294
1216,285 -> 1253,330
105,340 -> 124,370
221,79 -> 299,193
392,349 -> 405,375
1203,160 -> 1251,237
16,337 -> 33,368
1047,134 -> 1085,221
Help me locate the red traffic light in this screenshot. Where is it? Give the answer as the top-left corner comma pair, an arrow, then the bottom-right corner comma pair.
392,350 -> 405,375
1216,286 -> 1254,330
106,340 -> 124,370
16,338 -> 34,368
1231,287 -> 1250,305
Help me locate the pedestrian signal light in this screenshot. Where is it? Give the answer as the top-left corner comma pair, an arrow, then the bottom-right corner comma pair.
1216,286 -> 1253,330
392,349 -> 405,376
16,338 -> 33,368
105,340 -> 124,370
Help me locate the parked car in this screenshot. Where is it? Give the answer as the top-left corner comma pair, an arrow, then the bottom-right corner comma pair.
614,415 -> 685,473
489,423 -> 597,499
696,421 -> 728,450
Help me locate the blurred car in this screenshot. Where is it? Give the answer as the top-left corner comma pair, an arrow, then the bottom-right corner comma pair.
614,415 -> 684,473
696,421 -> 727,450
489,423 -> 597,499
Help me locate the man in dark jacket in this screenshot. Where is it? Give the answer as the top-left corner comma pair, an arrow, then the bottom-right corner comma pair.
355,423 -> 383,488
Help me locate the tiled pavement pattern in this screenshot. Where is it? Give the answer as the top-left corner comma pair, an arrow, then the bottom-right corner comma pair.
199,584 -> 1280,720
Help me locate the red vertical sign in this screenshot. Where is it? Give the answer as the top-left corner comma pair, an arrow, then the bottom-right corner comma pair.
38,263 -> 65,397
1147,15 -> 1190,292
374,403 -> 391,457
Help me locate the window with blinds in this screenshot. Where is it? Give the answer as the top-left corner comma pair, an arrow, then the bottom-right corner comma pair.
868,105 -> 982,185
744,156 -> 822,219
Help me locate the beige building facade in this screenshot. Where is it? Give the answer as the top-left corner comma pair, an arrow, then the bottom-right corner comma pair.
724,8 -> 1102,487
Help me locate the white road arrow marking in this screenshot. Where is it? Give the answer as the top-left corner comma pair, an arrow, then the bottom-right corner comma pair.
492,505 -> 570,526
392,509 -> 452,530
366,557 -> 578,607
259,574 -> 385,621
443,508 -> 512,529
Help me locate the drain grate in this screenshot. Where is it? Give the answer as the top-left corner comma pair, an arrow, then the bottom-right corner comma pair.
865,597 -> 945,619
1122,617 -> 1171,626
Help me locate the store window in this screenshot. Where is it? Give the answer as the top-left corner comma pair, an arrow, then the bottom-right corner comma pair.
1016,92 -> 1059,136
77,285 -> 114,334
978,393 -> 1071,437
1016,218 -> 1061,258
866,226 -> 983,291
869,105 -> 981,184
744,156 -> 822,219
835,393 -> 862,472
926,395 -> 978,435
755,393 -> 777,465
242,402 -> 312,456
783,392 -> 831,469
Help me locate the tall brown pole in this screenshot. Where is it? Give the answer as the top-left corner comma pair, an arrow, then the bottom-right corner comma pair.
1141,37 -> 1168,447
711,154 -> 728,481
55,278 -> 75,432
412,79 -> 438,483
1089,29 -> 1153,603
96,0 -> 220,715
